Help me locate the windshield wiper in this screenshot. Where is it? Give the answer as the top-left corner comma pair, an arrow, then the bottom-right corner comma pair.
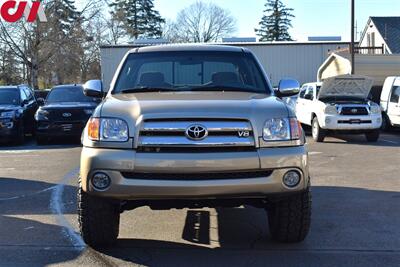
119,87 -> 177,94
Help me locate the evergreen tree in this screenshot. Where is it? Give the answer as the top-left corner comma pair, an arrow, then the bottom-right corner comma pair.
255,0 -> 294,41
45,0 -> 82,84
110,0 -> 165,40
47,0 -> 81,34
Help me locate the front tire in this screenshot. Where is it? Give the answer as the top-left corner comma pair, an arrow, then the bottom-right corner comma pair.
78,181 -> 120,247
312,117 -> 325,142
380,113 -> 391,131
16,124 -> 25,145
36,136 -> 48,145
365,129 -> 380,142
267,186 -> 312,243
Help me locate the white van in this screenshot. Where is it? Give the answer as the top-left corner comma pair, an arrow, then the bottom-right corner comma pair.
380,77 -> 400,130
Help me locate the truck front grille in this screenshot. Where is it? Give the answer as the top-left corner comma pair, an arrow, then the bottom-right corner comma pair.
121,170 -> 272,180
137,119 -> 255,150
340,106 -> 369,116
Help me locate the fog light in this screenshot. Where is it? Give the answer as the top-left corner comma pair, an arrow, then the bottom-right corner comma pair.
5,122 -> 13,129
91,172 -> 111,190
325,118 -> 331,124
283,171 -> 301,188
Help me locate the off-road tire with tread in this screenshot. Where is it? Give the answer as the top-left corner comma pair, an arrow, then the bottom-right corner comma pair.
78,180 -> 120,247
267,186 -> 312,243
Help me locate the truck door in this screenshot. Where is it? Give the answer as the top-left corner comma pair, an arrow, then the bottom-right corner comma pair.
295,85 -> 308,124
387,85 -> 400,126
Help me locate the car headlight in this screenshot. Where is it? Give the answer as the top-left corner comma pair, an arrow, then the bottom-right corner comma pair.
0,111 -> 15,118
34,109 -> 49,121
369,104 -> 381,114
324,105 -> 337,115
263,118 -> 302,141
88,117 -> 129,142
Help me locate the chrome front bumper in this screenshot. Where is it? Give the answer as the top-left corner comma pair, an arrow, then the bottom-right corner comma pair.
80,146 -> 309,200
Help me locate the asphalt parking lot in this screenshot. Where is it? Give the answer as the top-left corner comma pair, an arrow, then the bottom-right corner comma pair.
0,133 -> 399,267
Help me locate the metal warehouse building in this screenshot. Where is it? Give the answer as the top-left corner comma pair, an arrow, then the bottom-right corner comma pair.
100,41 -> 350,91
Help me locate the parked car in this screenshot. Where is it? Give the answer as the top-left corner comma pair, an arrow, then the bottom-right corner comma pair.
295,75 -> 382,142
78,44 -> 311,247
34,89 -> 51,104
380,76 -> 400,130
35,84 -> 101,144
0,85 -> 38,144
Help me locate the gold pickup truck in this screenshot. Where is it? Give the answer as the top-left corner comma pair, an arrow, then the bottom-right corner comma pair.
78,44 -> 311,247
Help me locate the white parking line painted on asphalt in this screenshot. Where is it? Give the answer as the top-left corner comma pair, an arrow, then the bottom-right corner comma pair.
309,151 -> 322,155
50,167 -> 85,250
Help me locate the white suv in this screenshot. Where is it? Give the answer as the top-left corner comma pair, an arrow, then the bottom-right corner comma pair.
295,75 -> 382,142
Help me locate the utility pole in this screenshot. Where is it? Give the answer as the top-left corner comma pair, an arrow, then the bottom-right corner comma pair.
350,0 -> 355,74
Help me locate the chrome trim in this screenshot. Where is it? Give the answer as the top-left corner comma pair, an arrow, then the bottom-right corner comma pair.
259,138 -> 303,148
139,136 -> 255,147
142,121 -> 252,132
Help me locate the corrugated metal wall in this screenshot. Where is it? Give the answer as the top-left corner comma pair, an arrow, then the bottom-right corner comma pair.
100,42 -> 348,91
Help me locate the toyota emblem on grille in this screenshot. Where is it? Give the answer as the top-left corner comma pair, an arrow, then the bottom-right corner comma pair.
185,124 -> 208,140
62,112 -> 72,118
351,108 -> 358,114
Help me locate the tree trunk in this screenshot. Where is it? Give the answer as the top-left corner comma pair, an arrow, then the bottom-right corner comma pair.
31,57 -> 39,89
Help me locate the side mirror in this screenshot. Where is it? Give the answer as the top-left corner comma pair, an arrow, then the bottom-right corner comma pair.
277,79 -> 300,97
83,80 -> 104,98
21,99 -> 29,106
37,98 -> 45,106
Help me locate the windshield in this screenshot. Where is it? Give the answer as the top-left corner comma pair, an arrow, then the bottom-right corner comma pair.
47,87 -> 98,103
0,89 -> 20,105
113,51 -> 271,94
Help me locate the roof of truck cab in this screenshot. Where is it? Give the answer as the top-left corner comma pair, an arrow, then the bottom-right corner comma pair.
0,86 -> 18,89
133,44 -> 247,53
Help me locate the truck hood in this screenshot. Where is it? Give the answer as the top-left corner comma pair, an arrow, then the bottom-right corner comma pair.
319,75 -> 374,100
98,91 -> 290,137
43,102 -> 98,110
0,104 -> 19,112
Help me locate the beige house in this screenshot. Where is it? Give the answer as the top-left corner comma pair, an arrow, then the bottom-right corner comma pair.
317,17 -> 400,101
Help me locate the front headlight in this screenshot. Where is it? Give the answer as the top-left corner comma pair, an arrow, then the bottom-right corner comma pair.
0,111 -> 15,118
88,117 -> 129,142
324,105 -> 337,115
263,118 -> 302,141
34,109 -> 49,121
369,104 -> 381,114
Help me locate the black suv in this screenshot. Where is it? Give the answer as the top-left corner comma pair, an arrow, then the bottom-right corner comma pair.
0,85 -> 38,144
35,84 -> 101,144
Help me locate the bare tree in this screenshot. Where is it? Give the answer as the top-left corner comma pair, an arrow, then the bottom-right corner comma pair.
0,0 -> 104,88
167,1 -> 236,43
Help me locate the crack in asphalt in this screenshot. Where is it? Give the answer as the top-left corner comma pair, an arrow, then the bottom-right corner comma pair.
0,185 -> 57,201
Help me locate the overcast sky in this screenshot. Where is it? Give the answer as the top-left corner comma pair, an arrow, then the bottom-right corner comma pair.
153,0 -> 400,41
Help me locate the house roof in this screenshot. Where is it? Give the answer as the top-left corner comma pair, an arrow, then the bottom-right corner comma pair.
368,17 -> 400,54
